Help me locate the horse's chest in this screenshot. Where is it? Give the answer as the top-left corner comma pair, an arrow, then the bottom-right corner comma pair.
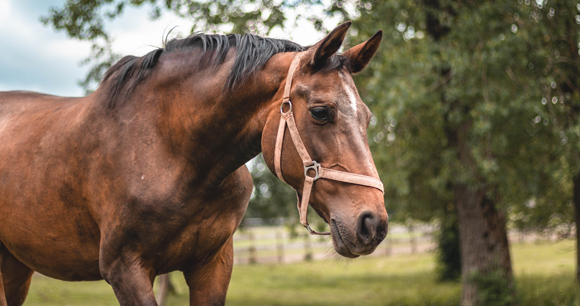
154,169 -> 252,271
157,201 -> 243,272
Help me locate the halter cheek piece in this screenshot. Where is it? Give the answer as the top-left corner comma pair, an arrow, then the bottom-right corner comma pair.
274,53 -> 385,235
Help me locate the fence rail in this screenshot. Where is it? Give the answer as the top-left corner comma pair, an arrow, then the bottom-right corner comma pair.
231,223 -> 572,265
232,224 -> 436,265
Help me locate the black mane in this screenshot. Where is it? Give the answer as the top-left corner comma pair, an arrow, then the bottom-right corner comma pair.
101,33 -> 305,108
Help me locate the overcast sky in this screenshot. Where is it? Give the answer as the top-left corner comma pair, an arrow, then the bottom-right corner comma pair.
0,0 -> 329,97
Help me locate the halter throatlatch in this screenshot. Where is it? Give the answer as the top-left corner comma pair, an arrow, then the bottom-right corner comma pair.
274,53 -> 385,235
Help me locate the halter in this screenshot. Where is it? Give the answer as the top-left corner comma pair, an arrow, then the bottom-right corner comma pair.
274,53 -> 385,235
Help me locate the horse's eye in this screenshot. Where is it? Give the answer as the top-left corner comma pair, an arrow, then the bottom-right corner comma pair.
310,107 -> 330,122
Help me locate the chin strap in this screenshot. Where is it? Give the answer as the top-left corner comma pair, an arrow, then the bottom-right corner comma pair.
273,53 -> 384,236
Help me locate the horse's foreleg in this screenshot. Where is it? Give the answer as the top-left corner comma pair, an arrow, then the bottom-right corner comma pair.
184,236 -> 234,306
0,245 -> 34,306
0,269 -> 5,306
99,254 -> 158,306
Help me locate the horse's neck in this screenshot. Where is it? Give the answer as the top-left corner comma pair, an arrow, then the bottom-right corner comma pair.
196,63 -> 287,186
110,52 -> 289,188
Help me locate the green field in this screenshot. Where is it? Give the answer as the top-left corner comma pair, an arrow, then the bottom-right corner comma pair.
22,239 -> 579,306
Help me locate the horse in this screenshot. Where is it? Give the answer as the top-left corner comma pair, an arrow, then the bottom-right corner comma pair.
0,21 -> 388,305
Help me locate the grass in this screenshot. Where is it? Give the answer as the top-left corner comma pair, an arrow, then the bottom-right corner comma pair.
225,254 -> 461,306
22,239 -> 578,305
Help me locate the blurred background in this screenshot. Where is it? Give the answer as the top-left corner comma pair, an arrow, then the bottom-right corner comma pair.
1,0 -> 579,305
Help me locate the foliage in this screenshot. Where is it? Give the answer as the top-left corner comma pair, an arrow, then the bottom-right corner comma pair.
245,155 -> 296,221
469,269 -> 516,306
350,0 -> 569,222
499,0 -> 580,235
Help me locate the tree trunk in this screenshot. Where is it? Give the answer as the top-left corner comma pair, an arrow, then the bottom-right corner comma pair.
573,174 -> 580,283
450,120 -> 516,306
454,184 -> 515,305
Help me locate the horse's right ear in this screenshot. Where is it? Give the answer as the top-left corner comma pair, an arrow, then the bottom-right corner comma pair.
342,30 -> 382,74
307,21 -> 351,69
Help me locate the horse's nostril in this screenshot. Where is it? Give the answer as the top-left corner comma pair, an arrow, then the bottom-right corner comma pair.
357,212 -> 378,243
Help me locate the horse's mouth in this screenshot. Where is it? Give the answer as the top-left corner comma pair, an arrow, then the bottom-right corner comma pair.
330,219 -> 359,258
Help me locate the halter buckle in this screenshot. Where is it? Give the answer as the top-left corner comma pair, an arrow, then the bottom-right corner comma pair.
304,161 -> 320,181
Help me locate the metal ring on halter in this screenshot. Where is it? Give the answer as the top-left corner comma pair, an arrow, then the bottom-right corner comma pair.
280,100 -> 292,114
305,224 -> 330,236
304,161 -> 320,181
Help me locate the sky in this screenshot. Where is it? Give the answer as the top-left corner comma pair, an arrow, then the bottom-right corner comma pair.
0,0 -> 331,97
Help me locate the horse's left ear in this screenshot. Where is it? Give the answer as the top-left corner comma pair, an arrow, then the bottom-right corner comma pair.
342,30 -> 382,74
309,21 -> 352,69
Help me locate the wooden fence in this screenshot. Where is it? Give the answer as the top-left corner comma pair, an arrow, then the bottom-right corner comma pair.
231,221 -> 571,265
232,224 -> 436,265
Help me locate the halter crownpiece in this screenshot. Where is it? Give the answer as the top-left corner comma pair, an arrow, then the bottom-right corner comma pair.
274,52 -> 385,235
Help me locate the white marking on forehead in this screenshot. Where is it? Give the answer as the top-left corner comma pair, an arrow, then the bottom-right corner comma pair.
339,71 -> 358,113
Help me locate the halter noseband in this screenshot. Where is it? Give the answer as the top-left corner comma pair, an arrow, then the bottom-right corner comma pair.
274,53 -> 385,235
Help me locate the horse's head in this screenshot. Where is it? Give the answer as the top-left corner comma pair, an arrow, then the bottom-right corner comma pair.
262,22 -> 387,258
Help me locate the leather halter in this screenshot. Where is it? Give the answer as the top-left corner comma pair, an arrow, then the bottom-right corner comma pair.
274,53 -> 385,235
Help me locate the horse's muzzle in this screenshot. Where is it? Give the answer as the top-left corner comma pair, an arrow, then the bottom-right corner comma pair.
330,211 -> 388,257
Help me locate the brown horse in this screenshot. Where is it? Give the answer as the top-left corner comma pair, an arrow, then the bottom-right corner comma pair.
0,22 -> 387,305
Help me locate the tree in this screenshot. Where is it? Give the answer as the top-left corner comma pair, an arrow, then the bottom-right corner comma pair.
350,0 -> 579,304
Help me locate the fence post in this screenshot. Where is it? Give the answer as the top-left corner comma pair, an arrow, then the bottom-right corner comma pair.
249,229 -> 257,264
304,234 -> 312,261
276,229 -> 284,264
384,238 -> 391,256
409,223 -> 417,255
156,274 -> 175,306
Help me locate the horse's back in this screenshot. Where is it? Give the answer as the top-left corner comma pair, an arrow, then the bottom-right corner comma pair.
0,90 -> 86,125
0,90 -> 79,106
0,90 -> 66,100
0,90 -> 93,159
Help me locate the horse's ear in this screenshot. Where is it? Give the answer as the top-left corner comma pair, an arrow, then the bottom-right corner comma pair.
308,21 -> 351,69
342,30 -> 382,74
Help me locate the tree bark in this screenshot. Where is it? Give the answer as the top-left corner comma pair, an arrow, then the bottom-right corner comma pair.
454,184 -> 514,305
573,174 -> 580,283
